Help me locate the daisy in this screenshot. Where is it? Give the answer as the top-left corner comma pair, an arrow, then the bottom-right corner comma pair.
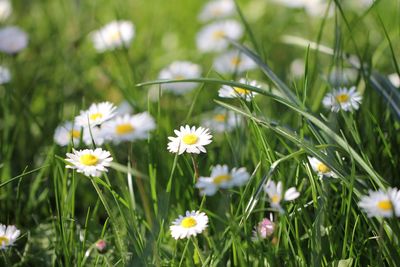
195,164 -> 250,196
201,108 -> 240,133
218,78 -> 260,101
54,121 -> 82,146
322,87 -> 362,112
307,156 -> 337,178
0,0 -> 11,22
0,224 -> 20,250
65,148 -> 113,177
198,0 -> 235,22
170,210 -> 209,239
0,26 -> 28,54
158,61 -> 202,94
388,73 -> 400,88
272,0 -> 333,17
167,125 -> 212,155
115,101 -> 133,115
0,65 -> 10,84
264,180 -> 299,212
290,58 -> 305,79
75,102 -> 117,128
90,20 -> 135,52
196,20 -> 243,52
102,112 -> 156,143
213,50 -> 257,74
358,188 -> 400,218
252,217 -> 275,241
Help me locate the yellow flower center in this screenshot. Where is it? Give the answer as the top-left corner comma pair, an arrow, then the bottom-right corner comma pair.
70,130 -> 81,139
181,217 -> 197,228
109,30 -> 122,42
182,134 -> 198,145
90,113 -> 103,121
336,93 -> 349,103
213,30 -> 225,40
213,114 -> 226,122
213,174 -> 231,185
174,75 -> 185,80
116,123 -> 134,135
79,154 -> 98,166
377,200 -> 392,211
233,87 -> 251,95
231,57 -> 241,66
212,8 -> 222,16
317,163 -> 330,174
0,236 -> 9,245
271,194 -> 281,204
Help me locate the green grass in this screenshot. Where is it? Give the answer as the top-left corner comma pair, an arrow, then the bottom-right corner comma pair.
1,0 -> 400,266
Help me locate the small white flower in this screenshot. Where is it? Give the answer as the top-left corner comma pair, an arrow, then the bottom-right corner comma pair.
307,156 -> 337,178
115,101 -> 133,115
0,65 -> 10,84
322,87 -> 362,112
167,125 -> 212,155
388,73 -> 400,88
75,102 -> 117,128
158,61 -> 202,94
195,164 -> 250,196
272,0 -> 333,17
218,78 -> 260,101
196,20 -> 243,52
213,50 -> 257,74
0,224 -> 20,250
65,148 -> 113,177
90,20 -> 135,52
0,0 -> 11,22
201,108 -> 240,133
358,188 -> 400,218
0,26 -> 28,54
54,121 -> 82,146
290,58 -> 305,79
252,217 -> 275,241
170,210 -> 209,239
103,112 -> 156,143
264,180 -> 299,212
198,0 -> 235,22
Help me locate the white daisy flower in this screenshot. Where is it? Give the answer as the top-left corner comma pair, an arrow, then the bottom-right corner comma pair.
307,156 -> 337,178
0,26 -> 28,54
322,87 -> 362,112
252,217 -> 275,241
170,210 -> 209,240
388,73 -> 400,88
0,0 -> 11,22
201,108 -> 240,133
0,65 -> 10,84
264,180 -> 299,212
102,112 -> 156,144
218,78 -> 260,101
213,50 -> 257,74
195,164 -> 250,196
158,61 -> 202,95
290,58 -> 305,79
0,224 -> 20,250
167,125 -> 212,155
54,121 -> 82,146
272,0 -> 333,17
90,20 -> 135,53
358,188 -> 400,218
82,126 -> 107,146
196,20 -> 243,53
198,0 -> 235,22
75,102 -> 117,128
65,148 -> 113,177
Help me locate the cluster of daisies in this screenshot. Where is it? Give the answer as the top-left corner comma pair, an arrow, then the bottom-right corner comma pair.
54,101 -> 155,177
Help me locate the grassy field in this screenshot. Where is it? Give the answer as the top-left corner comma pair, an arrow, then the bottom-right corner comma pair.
1,0 -> 400,266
